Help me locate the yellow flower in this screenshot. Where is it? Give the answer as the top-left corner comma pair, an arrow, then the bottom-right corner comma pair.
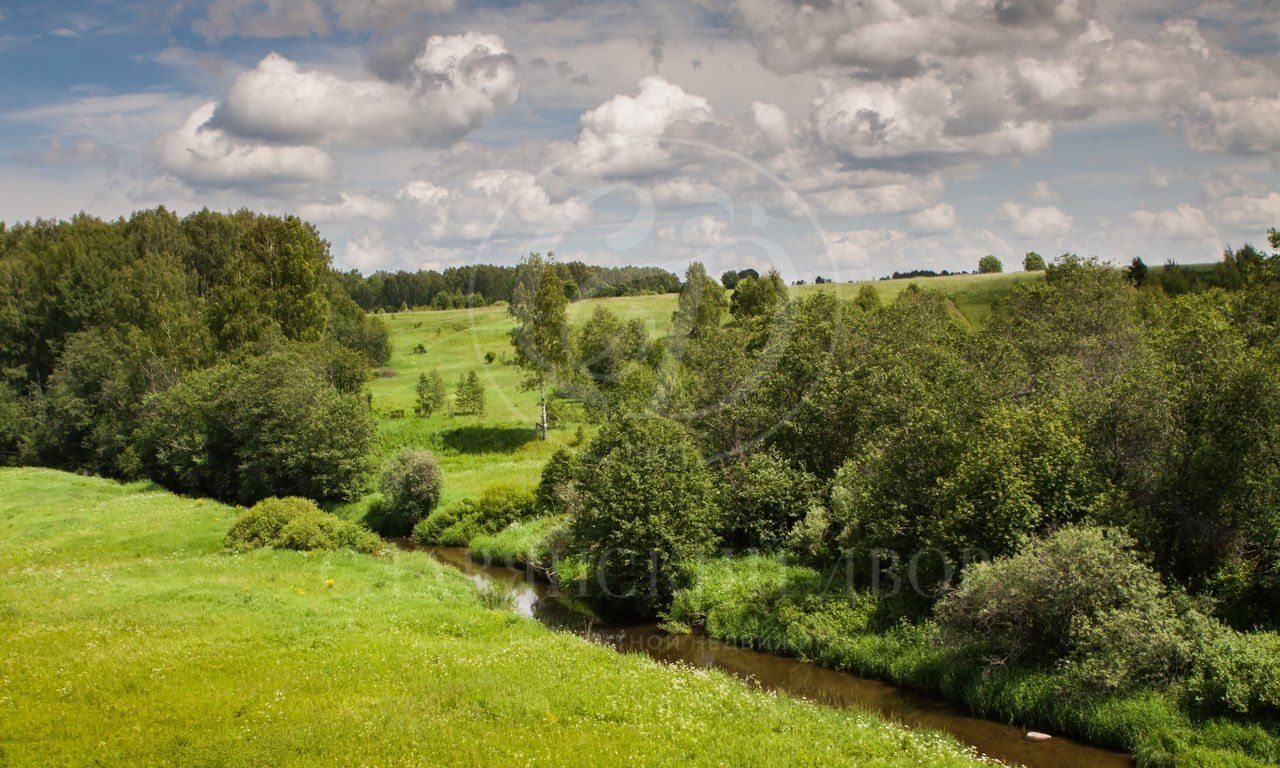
325,579 -> 335,588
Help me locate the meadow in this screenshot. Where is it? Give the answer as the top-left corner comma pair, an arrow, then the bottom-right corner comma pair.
0,467 -> 998,768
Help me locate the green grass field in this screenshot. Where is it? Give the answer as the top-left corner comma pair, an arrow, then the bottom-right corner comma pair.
0,467 -> 999,768
355,270 -> 1040,512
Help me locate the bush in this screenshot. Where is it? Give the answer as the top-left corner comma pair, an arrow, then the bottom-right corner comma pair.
471,514 -> 568,570
226,496 -> 383,555
535,446 -> 580,514
410,484 -> 537,546
1186,630 -> 1280,714
378,449 -> 443,535
718,451 -> 817,550
225,497 -> 317,551
935,526 -> 1205,692
569,415 -> 719,614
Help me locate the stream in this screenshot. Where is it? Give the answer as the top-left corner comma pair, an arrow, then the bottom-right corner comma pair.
418,544 -> 1133,768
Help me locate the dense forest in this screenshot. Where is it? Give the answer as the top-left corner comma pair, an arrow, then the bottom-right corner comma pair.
0,208 -> 392,502
335,261 -> 680,312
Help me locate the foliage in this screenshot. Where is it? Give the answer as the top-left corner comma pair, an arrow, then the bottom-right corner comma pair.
453,370 -> 486,415
470,514 -> 569,570
412,483 -> 537,545
509,252 -> 569,437
226,495 -> 383,555
978,255 -> 1003,274
137,349 -> 375,504
672,262 -> 727,338
376,449 -> 443,535
414,370 -> 446,416
729,270 -> 788,320
535,445 -> 580,515
1023,252 -> 1046,271
569,415 -> 719,613
717,451 -> 818,550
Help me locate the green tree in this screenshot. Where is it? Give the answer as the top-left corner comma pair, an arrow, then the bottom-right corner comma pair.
978,255 -> 1003,274
415,370 -> 446,416
729,269 -> 788,320
1126,256 -> 1149,287
1023,252 -> 1046,271
378,449 -> 443,536
509,252 -> 569,439
718,451 -> 818,550
570,416 -> 719,613
454,371 -> 486,416
720,270 -> 741,289
672,262 -> 727,338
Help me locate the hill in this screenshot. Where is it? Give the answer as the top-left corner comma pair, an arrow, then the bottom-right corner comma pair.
0,467 -> 990,768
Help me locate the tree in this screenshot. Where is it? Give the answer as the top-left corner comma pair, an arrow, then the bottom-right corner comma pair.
378,449 -> 443,536
1126,257 -> 1149,287
978,255 -> 1003,274
721,270 -> 741,289
729,269 -> 788,320
454,371 -> 486,416
718,451 -> 818,550
509,252 -> 569,439
1023,252 -> 1046,271
570,415 -> 719,613
672,262 -> 727,338
855,283 -> 882,311
415,370 -> 446,416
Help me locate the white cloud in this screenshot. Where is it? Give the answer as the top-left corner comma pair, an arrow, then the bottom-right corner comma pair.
1130,204 -> 1217,239
998,201 -> 1074,238
397,169 -> 589,241
907,202 -> 957,233
659,214 -> 729,249
1205,175 -> 1280,231
298,192 -> 395,222
156,102 -> 334,188
571,75 -> 716,177
211,33 -> 517,147
1030,180 -> 1060,202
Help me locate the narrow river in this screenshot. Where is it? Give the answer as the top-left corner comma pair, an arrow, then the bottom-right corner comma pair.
418,544 -> 1132,768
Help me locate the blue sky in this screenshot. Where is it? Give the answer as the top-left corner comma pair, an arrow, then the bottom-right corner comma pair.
2,0 -> 1278,281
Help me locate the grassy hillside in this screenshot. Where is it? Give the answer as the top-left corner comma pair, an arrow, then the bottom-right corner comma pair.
0,468 -> 994,768
355,270 -> 1038,508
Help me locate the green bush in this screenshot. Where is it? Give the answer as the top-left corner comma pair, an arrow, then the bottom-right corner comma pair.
410,484 -> 536,546
535,446 -> 580,514
377,449 -> 443,535
1186,630 -> 1280,715
569,415 -> 719,614
471,514 -> 568,570
226,496 -> 383,555
412,504 -> 462,544
936,526 -> 1205,692
225,497 -> 317,551
718,451 -> 817,550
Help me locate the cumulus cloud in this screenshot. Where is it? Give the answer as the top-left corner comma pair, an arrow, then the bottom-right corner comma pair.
998,201 -> 1074,238
659,214 -> 729,249
1130,204 -> 1217,239
571,75 -> 717,177
908,202 -> 957,233
821,225 -> 1011,279
298,192 -> 395,222
1204,174 -> 1280,231
211,33 -> 517,147
398,169 -> 590,241
156,102 -> 334,188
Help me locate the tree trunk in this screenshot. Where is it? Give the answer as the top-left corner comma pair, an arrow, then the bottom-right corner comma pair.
539,384 -> 548,441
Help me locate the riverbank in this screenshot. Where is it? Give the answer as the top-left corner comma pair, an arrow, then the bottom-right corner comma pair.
0,468 -> 998,768
666,556 -> 1280,768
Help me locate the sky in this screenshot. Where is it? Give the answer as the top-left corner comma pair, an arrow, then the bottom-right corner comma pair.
1,0 -> 1278,282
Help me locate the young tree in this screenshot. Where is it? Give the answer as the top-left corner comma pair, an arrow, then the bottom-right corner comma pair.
672,262 -> 727,338
509,252 -> 569,439
729,269 -> 788,319
720,270 -> 741,289
978,255 -> 1004,274
454,371 -> 486,415
1126,257 -> 1149,287
415,370 -> 445,416
1023,252 -> 1046,271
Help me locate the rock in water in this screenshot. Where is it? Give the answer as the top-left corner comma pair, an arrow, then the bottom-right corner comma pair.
1025,731 -> 1052,742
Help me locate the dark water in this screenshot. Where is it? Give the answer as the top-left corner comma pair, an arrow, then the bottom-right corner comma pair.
420,545 -> 1132,768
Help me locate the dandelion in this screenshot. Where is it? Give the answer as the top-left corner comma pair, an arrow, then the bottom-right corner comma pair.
325,579 -> 334,588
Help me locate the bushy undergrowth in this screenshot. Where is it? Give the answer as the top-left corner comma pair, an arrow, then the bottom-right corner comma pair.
373,449 -> 443,535
411,483 -> 537,546
227,496 -> 383,555
469,514 -> 567,570
668,550 -> 1280,768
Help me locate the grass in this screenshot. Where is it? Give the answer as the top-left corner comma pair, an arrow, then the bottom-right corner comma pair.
667,556 -> 1280,768
0,467 -> 1002,768
469,514 -> 567,571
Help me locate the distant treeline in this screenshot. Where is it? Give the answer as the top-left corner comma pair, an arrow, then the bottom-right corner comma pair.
881,268 -> 973,280
335,262 -> 681,312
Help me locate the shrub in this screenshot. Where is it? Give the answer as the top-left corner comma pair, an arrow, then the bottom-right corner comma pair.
535,446 -> 580,514
718,451 -> 817,550
1186,630 -> 1280,714
378,449 -> 443,536
226,496 -> 383,555
410,485 -> 536,546
936,525 -> 1206,692
413,504 -> 462,544
569,415 -> 719,614
225,497 -> 317,551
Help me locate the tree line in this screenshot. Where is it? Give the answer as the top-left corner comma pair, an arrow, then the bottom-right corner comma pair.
335,261 -> 681,313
